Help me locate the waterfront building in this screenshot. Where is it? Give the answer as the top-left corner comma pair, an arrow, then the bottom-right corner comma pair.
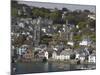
37,50 -> 49,60
17,45 -> 29,55
88,54 -> 96,63
44,51 -> 49,60
52,49 -> 72,60
79,54 -> 85,62
22,49 -> 33,62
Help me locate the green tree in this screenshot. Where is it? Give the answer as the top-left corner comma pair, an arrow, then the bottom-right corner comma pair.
11,7 -> 18,17
77,22 -> 87,30
49,9 -> 62,22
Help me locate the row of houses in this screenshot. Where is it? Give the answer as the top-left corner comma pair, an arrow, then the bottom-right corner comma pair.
18,46 -> 95,63
52,48 -> 96,63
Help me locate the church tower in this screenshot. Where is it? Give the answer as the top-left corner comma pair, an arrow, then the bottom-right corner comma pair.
65,20 -> 73,41
34,17 -> 41,47
65,20 -> 69,41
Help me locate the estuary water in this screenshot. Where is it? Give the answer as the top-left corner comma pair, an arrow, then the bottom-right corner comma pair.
15,62 -> 96,74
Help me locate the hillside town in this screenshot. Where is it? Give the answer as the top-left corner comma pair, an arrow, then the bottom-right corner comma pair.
11,1 -> 96,67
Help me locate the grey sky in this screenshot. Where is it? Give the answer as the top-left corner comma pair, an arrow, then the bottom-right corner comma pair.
18,1 -> 96,13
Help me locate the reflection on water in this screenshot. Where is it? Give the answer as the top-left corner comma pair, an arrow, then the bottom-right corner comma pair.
16,62 -> 96,74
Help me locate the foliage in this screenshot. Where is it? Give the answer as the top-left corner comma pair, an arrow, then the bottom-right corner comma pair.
77,22 -> 87,29
12,35 -> 27,47
40,35 -> 52,45
11,7 -> 18,17
73,34 -> 82,41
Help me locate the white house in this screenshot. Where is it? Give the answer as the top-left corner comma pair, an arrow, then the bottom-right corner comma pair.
17,45 -> 29,55
79,56 -> 85,62
79,40 -> 88,46
67,41 -> 74,46
18,10 -> 21,15
52,49 -> 72,60
75,53 -> 80,59
79,53 -> 86,62
18,22 -> 24,28
44,51 -> 49,60
22,32 -> 26,35
37,49 -> 49,60
79,38 -> 91,46
53,47 -> 58,51
88,54 -> 96,63
52,51 -> 57,59
41,28 -> 46,33
76,25 -> 79,29
88,14 -> 96,20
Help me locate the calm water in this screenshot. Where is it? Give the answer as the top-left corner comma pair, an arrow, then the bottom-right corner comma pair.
15,62 -> 96,74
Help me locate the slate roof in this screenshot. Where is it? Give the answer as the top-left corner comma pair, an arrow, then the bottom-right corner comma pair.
60,50 -> 73,55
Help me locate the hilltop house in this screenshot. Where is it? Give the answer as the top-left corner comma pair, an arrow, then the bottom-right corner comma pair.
67,41 -> 74,46
88,14 -> 96,20
79,38 -> 91,46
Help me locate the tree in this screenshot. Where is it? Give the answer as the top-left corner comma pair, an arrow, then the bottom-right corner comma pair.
12,35 -> 27,47
11,7 -> 18,17
90,33 -> 96,42
70,53 -> 76,59
84,9 -> 90,14
32,7 -> 51,18
73,34 -> 82,41
77,22 -> 87,30
50,11 -> 61,20
62,7 -> 69,12
65,14 -> 75,24
40,35 -> 52,45
11,1 -> 18,7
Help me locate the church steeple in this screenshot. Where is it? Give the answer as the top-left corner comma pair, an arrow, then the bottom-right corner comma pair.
34,17 -> 41,47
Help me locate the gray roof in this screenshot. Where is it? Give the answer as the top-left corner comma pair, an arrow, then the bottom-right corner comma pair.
60,50 -> 73,55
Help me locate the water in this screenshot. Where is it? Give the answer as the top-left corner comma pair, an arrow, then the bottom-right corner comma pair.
15,62 -> 96,74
